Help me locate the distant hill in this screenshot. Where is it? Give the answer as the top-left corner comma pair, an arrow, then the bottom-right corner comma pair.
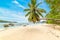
0,20 -> 17,23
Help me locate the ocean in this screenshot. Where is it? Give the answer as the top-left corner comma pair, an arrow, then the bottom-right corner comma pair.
0,22 -> 46,30
0,23 -> 6,29
0,23 -> 29,29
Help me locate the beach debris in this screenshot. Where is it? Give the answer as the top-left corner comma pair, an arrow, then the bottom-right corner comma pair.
9,23 -> 14,26
4,24 -> 9,28
23,24 -> 27,27
4,24 -> 9,30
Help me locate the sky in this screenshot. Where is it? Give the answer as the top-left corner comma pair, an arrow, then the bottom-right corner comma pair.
0,0 -> 50,23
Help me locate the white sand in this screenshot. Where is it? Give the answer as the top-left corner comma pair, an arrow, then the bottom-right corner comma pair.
0,24 -> 60,40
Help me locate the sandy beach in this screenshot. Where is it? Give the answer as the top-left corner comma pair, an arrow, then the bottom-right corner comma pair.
0,24 -> 60,40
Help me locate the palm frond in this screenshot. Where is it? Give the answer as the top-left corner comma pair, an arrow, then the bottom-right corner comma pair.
31,0 -> 36,6
34,13 -> 40,21
28,3 -> 31,7
28,13 -> 33,22
36,2 -> 42,8
38,9 -> 46,13
25,11 -> 31,17
24,9 -> 30,12
37,10 -> 43,17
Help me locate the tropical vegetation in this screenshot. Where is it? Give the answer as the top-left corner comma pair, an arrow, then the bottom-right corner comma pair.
0,20 -> 17,23
24,0 -> 46,23
45,0 -> 60,24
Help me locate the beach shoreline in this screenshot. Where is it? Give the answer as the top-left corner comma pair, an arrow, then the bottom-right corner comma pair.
0,24 -> 60,40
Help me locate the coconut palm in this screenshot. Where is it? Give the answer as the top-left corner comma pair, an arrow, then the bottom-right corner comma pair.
24,0 -> 46,23
45,0 -> 60,24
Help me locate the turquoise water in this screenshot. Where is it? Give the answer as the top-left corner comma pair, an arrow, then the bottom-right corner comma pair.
0,23 -> 5,29
0,22 -> 45,30
0,23 -> 29,29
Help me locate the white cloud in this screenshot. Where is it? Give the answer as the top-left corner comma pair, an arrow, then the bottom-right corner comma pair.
13,0 -> 19,4
11,14 -> 25,19
12,0 -> 26,9
0,8 -> 28,23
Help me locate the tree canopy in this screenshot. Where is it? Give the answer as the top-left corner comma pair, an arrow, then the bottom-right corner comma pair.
24,0 -> 46,23
45,0 -> 60,24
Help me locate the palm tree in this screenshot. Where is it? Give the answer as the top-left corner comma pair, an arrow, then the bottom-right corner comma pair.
45,0 -> 60,24
24,0 -> 46,23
